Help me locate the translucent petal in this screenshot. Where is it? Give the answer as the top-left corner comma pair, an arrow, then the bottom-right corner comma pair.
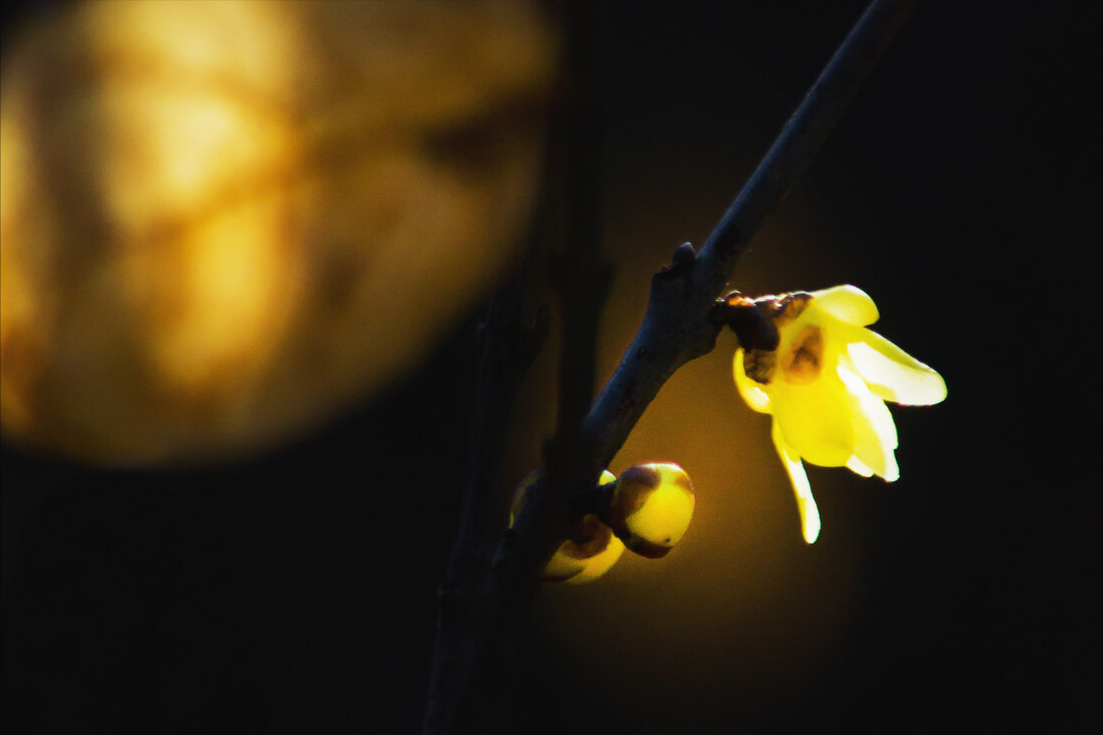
846,456 -> 875,477
771,421 -> 821,544
845,328 -> 947,406
838,365 -> 900,482
733,349 -> 772,414
808,285 -> 879,326
770,369 -> 855,467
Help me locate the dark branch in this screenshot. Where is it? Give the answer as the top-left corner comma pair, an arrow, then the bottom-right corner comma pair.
422,256 -> 550,735
581,0 -> 918,473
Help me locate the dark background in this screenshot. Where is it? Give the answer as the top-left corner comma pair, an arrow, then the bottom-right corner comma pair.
3,1 -> 1100,733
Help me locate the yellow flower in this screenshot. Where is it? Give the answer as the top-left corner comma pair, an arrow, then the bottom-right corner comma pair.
731,285 -> 946,544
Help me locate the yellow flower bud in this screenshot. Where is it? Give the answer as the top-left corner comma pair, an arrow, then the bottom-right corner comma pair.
510,469 -> 624,584
608,463 -> 695,558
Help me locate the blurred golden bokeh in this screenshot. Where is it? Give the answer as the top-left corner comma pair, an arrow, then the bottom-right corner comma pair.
0,0 -> 555,463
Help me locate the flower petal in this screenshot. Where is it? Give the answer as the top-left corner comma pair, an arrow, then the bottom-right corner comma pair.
565,536 -> 625,585
845,328 -> 947,406
770,369 -> 855,467
846,456 -> 875,477
771,421 -> 821,544
808,285 -> 879,326
838,364 -> 900,482
543,551 -> 586,581
733,349 -> 772,414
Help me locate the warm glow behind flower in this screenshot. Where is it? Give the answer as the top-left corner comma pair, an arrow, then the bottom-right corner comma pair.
732,285 -> 946,543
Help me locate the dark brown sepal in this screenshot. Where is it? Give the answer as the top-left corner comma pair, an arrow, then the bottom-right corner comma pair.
712,291 -> 780,351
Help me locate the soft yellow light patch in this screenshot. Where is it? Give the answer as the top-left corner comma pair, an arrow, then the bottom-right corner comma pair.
0,0 -> 554,463
140,195 -> 296,398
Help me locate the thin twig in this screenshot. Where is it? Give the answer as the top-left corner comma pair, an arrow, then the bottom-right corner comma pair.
581,0 -> 918,472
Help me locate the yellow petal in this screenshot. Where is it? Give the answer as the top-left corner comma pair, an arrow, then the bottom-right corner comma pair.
845,328 -> 947,406
846,456 -> 875,477
565,536 -> 625,585
838,364 -> 899,482
543,552 -> 587,582
770,368 -> 855,467
808,285 -> 879,326
733,349 -> 772,414
771,421 -> 821,544
544,513 -> 619,582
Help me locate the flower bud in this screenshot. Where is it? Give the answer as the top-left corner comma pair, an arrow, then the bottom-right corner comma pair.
608,463 -> 694,558
510,469 -> 624,584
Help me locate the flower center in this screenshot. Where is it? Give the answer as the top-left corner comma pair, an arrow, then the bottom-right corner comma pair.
780,325 -> 824,384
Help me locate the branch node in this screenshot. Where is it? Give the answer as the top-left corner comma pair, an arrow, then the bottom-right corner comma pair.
711,292 -> 781,351
656,241 -> 697,280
